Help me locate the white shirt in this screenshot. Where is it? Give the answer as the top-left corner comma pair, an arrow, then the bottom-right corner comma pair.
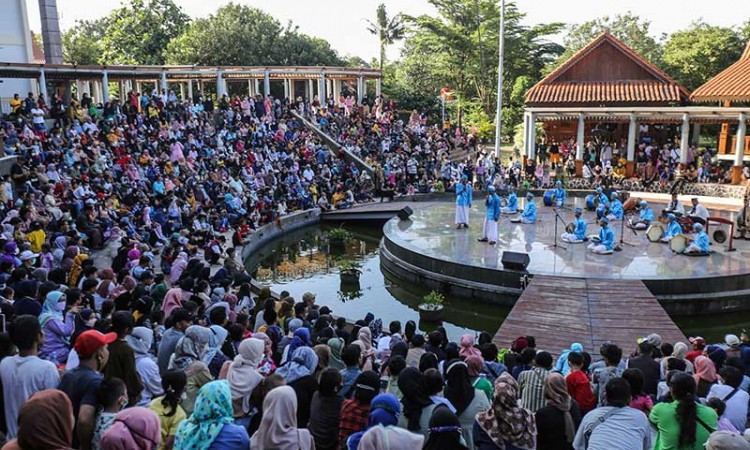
0,355 -> 60,438
689,203 -> 710,221
666,200 -> 685,215
707,384 -> 749,431
31,107 -> 45,124
573,406 -> 652,450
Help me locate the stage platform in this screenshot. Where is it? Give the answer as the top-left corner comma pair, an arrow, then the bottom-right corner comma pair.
380,199 -> 750,314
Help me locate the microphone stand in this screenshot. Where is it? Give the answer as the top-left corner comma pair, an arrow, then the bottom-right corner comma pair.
619,211 -> 637,247
546,207 -> 567,250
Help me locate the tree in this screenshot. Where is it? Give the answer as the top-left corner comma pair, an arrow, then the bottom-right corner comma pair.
99,0 -> 189,65
165,4 -> 343,67
366,4 -> 406,70
62,19 -> 106,65
662,22 -> 744,91
555,13 -> 663,69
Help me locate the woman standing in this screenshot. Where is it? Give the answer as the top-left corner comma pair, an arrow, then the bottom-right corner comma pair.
473,373 -> 536,450
534,373 -> 581,450
250,385 -> 315,450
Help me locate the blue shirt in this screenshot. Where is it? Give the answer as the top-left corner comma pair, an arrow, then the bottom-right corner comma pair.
693,230 -> 710,252
485,193 -> 501,221
609,199 -> 624,219
505,192 -> 518,211
554,187 -> 566,204
456,182 -> 472,206
663,221 -> 682,239
597,193 -> 610,206
573,217 -> 587,240
339,366 -> 362,399
210,423 -> 250,450
599,225 -> 615,250
521,200 -> 537,222
639,207 -> 654,223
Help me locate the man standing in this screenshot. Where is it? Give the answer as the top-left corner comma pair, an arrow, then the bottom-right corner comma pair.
478,185 -> 501,245
0,315 -> 59,439
454,174 -> 472,229
588,217 -> 615,254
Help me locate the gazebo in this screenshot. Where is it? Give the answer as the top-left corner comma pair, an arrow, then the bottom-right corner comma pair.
691,41 -> 750,184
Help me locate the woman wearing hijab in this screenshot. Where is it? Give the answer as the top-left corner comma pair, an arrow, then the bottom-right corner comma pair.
346,393 -> 401,450
474,372 -> 536,450
661,342 -> 695,378
225,338 -> 265,419
276,346 -> 319,427
444,359 -> 489,450
459,334 -> 481,359
313,344 -> 332,381
68,253 -> 89,287
250,385 -> 315,450
308,368 -> 343,450
465,355 -> 493,403
284,327 -> 312,365
693,355 -> 718,398
353,327 -> 375,370
534,373 -> 581,450
327,337 -> 346,370
338,370 -> 381,447
1,389 -> 74,450
203,325 -> 229,379
127,326 -> 164,406
38,290 -> 77,365
423,405 -> 469,450
168,325 -> 213,415
252,331 -> 277,376
397,367 -> 433,432
99,407 -> 161,450
175,380 -> 250,450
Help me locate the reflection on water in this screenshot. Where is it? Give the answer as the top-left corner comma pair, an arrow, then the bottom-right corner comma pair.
245,224 -> 750,345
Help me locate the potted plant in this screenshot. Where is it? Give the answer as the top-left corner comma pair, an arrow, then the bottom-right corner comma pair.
328,226 -> 351,254
337,258 -> 361,284
418,290 -> 445,322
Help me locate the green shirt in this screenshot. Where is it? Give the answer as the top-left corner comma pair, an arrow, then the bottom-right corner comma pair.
471,376 -> 493,403
649,400 -> 717,450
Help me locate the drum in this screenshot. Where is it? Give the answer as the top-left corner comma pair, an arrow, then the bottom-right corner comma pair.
646,223 -> 665,242
623,197 -> 641,213
677,216 -> 693,231
585,194 -> 598,211
510,217 -> 522,223
543,190 -> 556,207
500,198 -> 508,207
669,234 -> 689,253
713,229 -> 727,243
565,223 -> 575,233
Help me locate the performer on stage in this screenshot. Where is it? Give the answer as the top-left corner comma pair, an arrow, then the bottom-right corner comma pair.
606,192 -> 624,221
683,223 -> 710,254
595,187 -> 610,220
663,193 -> 685,216
514,193 -> 537,224
478,185 -> 501,245
660,213 -> 683,242
553,180 -> 566,207
561,208 -> 587,243
501,187 -> 518,214
629,200 -> 654,230
687,198 -> 709,225
455,174 -> 472,229
588,216 -> 615,254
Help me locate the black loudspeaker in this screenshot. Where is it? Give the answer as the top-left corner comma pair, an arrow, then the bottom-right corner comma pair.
397,206 -> 413,221
501,251 -> 530,271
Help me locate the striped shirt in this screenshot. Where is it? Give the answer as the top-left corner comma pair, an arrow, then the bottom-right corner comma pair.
518,367 -> 550,412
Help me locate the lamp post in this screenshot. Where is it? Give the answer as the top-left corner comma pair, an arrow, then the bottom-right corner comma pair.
494,0 -> 505,159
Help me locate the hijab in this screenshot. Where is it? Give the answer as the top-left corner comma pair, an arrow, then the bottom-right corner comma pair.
126,326 -> 154,358
459,334 -> 481,359
545,372 -> 575,444
202,324 -> 229,366
67,253 -> 88,287
227,338 -> 265,415
250,385 -> 313,450
174,381 -> 235,450
706,345 -> 727,370
423,405 -> 468,450
672,342 -> 689,360
476,372 -> 536,450
444,359 -> 475,416
99,407 -> 160,450
276,346 -> 319,384
38,291 -> 65,327
693,355 -> 718,384
327,337 -> 345,370
358,425 -> 424,448
398,367 -> 432,431
355,326 -> 373,352
465,354 -> 484,377
285,327 -> 312,364
313,344 -> 331,374
15,389 -> 74,450
169,325 -> 211,370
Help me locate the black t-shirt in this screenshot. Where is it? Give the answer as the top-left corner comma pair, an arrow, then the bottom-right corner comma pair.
59,366 -> 103,447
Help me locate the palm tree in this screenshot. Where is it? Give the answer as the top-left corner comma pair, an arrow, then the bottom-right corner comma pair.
366,3 -> 405,70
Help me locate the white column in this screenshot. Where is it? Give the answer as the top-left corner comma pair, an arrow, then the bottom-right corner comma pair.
38,69 -> 48,101
577,113 -> 586,160
680,113 -> 690,165
283,78 -> 290,99
102,71 -> 109,102
332,79 -> 339,98
254,79 -> 260,97
216,70 -> 226,97
692,123 -> 701,147
528,113 -> 536,160
308,79 -> 314,99
187,79 -> 193,101
376,78 -> 382,97
179,83 -> 184,100
319,73 -> 326,100
357,76 -> 364,103
735,113 -> 747,166
95,80 -> 103,103
160,70 -> 167,94
248,80 -> 254,96
263,71 -> 270,97
627,114 -> 637,162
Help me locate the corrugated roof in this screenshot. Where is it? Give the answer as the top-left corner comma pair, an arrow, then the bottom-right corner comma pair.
691,41 -> 750,103
526,32 -> 689,106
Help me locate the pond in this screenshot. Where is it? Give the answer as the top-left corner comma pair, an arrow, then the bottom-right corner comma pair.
245,223 -> 750,346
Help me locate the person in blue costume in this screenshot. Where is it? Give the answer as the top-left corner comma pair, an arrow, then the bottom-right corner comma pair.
512,193 -> 537,224
588,216 -> 615,254
659,213 -> 683,242
606,192 -> 624,221
455,175 -> 472,229
595,187 -> 610,220
501,186 -> 518,214
683,222 -> 710,254
629,200 -> 654,230
553,180 -> 566,207
478,185 -> 502,245
561,207 -> 587,243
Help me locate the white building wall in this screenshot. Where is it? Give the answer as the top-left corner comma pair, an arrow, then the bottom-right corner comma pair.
0,0 -> 36,114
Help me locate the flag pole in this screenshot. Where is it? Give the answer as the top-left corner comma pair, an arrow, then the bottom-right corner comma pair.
494,0 -> 505,159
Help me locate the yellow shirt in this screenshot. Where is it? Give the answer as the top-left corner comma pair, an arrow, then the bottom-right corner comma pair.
9,98 -> 22,114
27,229 -> 46,253
149,397 -> 187,450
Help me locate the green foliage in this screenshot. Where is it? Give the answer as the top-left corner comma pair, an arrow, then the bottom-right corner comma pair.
328,227 -> 352,241
336,258 -> 361,272
62,19 -> 106,65
165,3 -> 343,67
421,290 -> 445,308
366,4 -> 406,70
462,100 -> 494,141
662,22 -> 745,91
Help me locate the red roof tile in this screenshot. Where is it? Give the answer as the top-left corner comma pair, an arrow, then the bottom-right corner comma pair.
31,32 -> 45,64
691,41 -> 750,103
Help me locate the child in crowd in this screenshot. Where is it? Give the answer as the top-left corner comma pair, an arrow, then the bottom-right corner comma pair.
92,377 -> 128,450
706,397 -> 740,434
565,351 -> 596,415
622,368 -> 653,415
149,370 -> 188,450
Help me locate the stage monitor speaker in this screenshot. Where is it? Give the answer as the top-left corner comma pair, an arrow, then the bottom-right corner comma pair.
397,206 -> 413,221
501,251 -> 530,271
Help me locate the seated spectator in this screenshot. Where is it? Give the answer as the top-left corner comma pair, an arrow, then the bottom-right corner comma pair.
99,407 -> 160,450
535,373 -> 581,450
250,385 -> 315,450
2,390 -> 74,450
175,380 -> 249,450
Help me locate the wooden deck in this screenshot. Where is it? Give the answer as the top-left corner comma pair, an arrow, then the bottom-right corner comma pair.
321,200 -> 441,221
493,275 -> 687,358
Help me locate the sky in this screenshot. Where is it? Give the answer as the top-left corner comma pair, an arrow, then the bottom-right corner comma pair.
25,0 -> 750,62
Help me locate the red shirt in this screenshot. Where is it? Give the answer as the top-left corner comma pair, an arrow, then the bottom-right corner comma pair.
686,350 -> 703,363
566,370 -> 596,414
338,399 -> 369,449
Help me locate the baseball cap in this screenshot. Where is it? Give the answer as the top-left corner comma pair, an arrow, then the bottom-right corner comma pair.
319,306 -> 333,316
74,330 -> 117,358
19,250 -> 38,261
705,431 -> 750,450
638,333 -> 661,348
689,336 -> 706,349
725,334 -> 741,348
